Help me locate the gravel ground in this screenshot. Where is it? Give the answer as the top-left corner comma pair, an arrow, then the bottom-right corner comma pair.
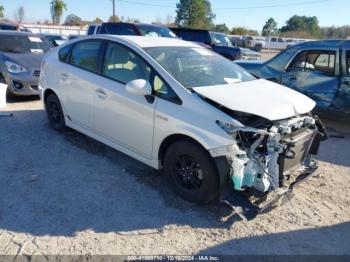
0,97 -> 349,256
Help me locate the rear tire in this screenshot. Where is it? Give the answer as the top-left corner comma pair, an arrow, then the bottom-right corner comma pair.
45,94 -> 65,131
163,140 -> 220,204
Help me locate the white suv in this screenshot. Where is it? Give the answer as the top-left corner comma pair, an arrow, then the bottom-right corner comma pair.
39,35 -> 325,205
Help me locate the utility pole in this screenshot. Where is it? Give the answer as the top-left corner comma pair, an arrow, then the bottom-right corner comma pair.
111,0 -> 116,22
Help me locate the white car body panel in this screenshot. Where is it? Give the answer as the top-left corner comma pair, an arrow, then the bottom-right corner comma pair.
193,79 -> 316,121
93,74 -> 156,159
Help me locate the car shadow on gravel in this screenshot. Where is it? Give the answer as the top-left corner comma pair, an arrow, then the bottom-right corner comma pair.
0,109 -> 241,237
316,119 -> 350,167
6,95 -> 40,103
197,221 -> 350,255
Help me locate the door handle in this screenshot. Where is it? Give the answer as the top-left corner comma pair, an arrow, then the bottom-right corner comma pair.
60,73 -> 68,81
96,89 -> 107,99
289,77 -> 297,81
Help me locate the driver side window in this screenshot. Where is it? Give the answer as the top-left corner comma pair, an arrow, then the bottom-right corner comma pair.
288,50 -> 336,75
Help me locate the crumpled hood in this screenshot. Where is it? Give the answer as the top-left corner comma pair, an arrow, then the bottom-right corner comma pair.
1,52 -> 44,69
193,79 -> 316,121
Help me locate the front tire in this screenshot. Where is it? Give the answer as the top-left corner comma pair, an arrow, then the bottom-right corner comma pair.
163,140 -> 220,204
45,94 -> 65,131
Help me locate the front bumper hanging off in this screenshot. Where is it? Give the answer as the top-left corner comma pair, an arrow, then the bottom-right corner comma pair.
219,161 -> 318,221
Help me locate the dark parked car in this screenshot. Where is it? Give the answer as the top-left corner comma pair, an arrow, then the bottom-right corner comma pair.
0,22 -> 18,31
170,28 -> 261,61
42,33 -> 68,46
236,40 -> 350,118
98,22 -> 177,38
0,31 -> 51,96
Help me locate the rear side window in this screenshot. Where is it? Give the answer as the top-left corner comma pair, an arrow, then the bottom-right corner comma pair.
87,26 -> 95,35
118,24 -> 137,35
69,40 -> 102,73
289,50 -> 336,75
58,45 -> 71,62
101,24 -> 118,34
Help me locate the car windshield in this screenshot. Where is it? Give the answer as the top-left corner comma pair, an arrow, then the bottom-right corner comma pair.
145,46 -> 255,88
210,33 -> 233,46
45,35 -> 67,42
137,25 -> 177,38
0,35 -> 51,53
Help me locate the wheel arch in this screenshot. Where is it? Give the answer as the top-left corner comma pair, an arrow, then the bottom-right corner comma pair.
43,89 -> 58,104
158,134 -> 208,168
158,133 -> 230,194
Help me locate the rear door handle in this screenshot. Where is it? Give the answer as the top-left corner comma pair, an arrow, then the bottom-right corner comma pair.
96,89 -> 107,99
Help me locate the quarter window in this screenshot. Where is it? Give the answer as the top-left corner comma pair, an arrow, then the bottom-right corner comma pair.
58,45 -> 71,62
288,51 -> 336,75
87,26 -> 95,35
102,42 -> 151,83
70,40 -> 102,73
152,75 -> 180,103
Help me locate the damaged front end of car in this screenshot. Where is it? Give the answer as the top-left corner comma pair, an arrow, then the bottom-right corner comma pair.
210,112 -> 327,217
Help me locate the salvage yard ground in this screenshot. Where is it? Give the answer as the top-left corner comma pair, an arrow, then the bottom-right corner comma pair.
0,97 -> 349,255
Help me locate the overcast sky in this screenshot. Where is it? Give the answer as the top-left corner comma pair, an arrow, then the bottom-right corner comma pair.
1,0 -> 349,31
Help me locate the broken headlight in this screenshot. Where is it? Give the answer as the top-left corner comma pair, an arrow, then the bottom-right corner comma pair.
216,120 -> 238,135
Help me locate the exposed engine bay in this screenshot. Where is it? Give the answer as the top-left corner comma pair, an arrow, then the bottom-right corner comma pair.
227,115 -> 323,193
208,99 -> 327,194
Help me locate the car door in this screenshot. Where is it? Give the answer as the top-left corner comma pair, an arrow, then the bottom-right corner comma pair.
281,49 -> 340,109
93,41 -> 156,158
59,39 -> 103,130
333,49 -> 350,113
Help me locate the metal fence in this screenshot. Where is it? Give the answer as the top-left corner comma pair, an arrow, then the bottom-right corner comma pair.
22,24 -> 87,36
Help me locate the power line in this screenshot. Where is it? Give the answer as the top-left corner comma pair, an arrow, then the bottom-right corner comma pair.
117,0 -> 331,10
215,0 -> 331,10
118,0 -> 174,8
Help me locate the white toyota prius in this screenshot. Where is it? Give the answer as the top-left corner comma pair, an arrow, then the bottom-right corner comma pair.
39,35 -> 326,207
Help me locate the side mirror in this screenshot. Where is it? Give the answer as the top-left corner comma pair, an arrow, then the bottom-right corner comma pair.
125,79 -> 152,96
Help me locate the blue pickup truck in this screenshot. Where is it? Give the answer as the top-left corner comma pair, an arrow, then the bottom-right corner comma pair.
170,27 -> 261,61
236,40 -> 350,119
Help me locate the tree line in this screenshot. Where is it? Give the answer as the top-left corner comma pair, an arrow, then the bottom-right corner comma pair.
0,0 -> 349,39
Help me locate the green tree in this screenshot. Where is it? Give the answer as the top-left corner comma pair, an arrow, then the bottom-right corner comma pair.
50,0 -> 67,25
214,23 -> 230,34
319,25 -> 350,39
231,27 -> 258,36
64,14 -> 82,26
0,5 -> 4,18
92,17 -> 103,24
262,18 -> 278,36
108,15 -> 120,22
280,15 -> 320,36
175,0 -> 215,29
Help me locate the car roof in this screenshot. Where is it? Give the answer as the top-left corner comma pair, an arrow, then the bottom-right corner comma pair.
102,22 -> 168,29
42,33 -> 63,36
0,31 -> 39,36
92,35 -> 200,48
294,39 -> 350,49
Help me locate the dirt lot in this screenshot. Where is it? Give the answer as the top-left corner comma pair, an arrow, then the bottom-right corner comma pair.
0,98 -> 349,256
